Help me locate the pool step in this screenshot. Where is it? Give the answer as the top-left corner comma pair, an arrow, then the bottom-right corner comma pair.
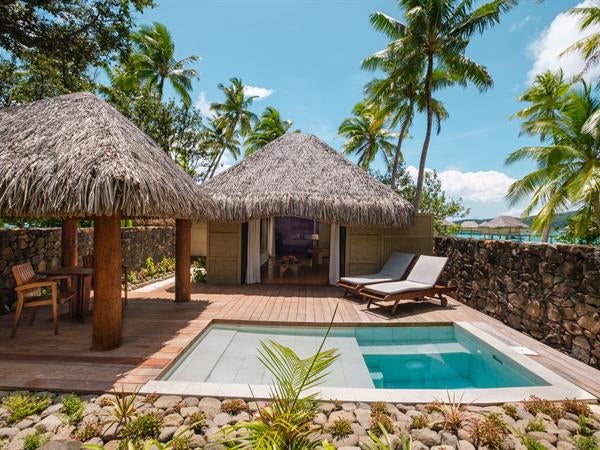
370,370 -> 384,389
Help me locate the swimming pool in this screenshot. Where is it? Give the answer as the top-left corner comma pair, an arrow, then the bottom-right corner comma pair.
144,322 -> 594,403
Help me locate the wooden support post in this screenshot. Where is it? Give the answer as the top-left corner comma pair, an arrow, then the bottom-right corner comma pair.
175,219 -> 191,303
61,217 -> 78,267
91,214 -> 122,351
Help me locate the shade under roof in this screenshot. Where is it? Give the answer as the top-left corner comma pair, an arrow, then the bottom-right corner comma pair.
202,133 -> 415,227
0,92 -> 214,219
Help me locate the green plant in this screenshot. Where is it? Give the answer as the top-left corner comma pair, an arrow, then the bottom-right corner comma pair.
221,399 -> 247,416
579,415 -> 594,437
23,431 -> 49,450
522,436 -> 548,450
575,436 -> 600,450
62,394 -> 84,424
502,404 -> 519,420
158,257 -> 176,274
371,412 -> 395,436
2,393 -> 52,424
471,413 -> 509,450
119,413 -> 163,446
191,260 -> 206,283
219,304 -> 340,449
362,424 -> 412,450
127,270 -> 138,284
430,393 -> 472,433
333,399 -> 343,411
187,411 -> 206,434
107,388 -> 139,428
327,417 -> 353,440
165,433 -> 192,450
75,422 -> 101,442
525,396 -> 564,423
145,257 -> 156,276
563,399 -> 592,417
526,419 -> 547,433
370,401 -> 389,416
410,414 -> 429,430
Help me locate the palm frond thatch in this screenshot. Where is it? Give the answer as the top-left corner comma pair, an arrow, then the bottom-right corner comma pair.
0,92 -> 214,219
484,215 -> 528,229
202,133 -> 414,227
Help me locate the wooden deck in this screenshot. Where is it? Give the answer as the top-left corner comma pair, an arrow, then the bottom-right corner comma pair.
1,282 -> 600,399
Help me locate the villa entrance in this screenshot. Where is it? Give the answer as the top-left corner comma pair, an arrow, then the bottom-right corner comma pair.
261,217 -> 330,285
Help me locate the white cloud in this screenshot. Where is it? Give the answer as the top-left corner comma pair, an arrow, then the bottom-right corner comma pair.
405,165 -> 516,203
243,85 -> 273,100
195,91 -> 213,117
509,15 -> 534,32
527,0 -> 600,83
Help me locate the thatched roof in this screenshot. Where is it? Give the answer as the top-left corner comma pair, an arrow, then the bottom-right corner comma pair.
202,133 -> 414,227
0,92 -> 213,219
461,220 -> 479,229
485,215 -> 529,229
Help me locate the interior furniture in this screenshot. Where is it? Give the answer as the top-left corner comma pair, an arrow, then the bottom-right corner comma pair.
41,266 -> 94,320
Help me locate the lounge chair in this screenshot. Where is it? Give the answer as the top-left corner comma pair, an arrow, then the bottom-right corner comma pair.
336,252 -> 415,297
360,255 -> 455,315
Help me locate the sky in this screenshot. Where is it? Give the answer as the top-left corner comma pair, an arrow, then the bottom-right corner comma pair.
136,0 -> 599,220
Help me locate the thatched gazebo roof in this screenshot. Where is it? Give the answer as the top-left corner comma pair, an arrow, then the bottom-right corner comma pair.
0,92 -> 213,219
485,215 -> 529,229
202,133 -> 415,227
461,220 -> 480,229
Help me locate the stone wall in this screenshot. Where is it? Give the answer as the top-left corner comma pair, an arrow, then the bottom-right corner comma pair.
435,236 -> 600,367
0,227 -> 175,308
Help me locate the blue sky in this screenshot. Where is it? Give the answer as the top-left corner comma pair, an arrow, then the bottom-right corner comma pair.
136,0 -> 596,219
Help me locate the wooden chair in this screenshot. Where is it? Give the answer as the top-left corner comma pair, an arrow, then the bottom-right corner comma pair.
82,255 -> 128,306
10,263 -> 77,337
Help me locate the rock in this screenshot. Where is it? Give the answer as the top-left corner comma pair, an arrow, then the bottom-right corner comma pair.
329,410 -> 355,423
84,438 -> 103,446
557,430 -> 572,442
558,418 -> 579,434
247,401 -> 268,412
163,413 -> 184,427
457,429 -> 471,441
458,440 -> 476,450
411,440 -> 429,450
153,395 -> 182,410
557,441 -> 576,450
234,411 -> 250,423
83,403 -> 101,416
313,413 -> 328,425
342,402 -> 357,412
100,422 -> 120,441
528,431 -> 558,445
41,404 -> 62,418
0,427 -> 19,439
355,409 -> 371,430
333,433 -> 359,447
441,431 -> 458,446
38,415 -> 63,433
158,426 -> 177,442
431,446 -> 455,450
5,439 -> 24,450
39,440 -> 81,450
14,428 -> 38,440
198,398 -> 222,418
181,397 -> 199,407
179,406 -> 199,418
190,433 -> 206,447
319,403 -> 336,414
411,428 -> 441,447
14,419 -> 33,430
213,412 -> 233,427
103,441 -> 120,450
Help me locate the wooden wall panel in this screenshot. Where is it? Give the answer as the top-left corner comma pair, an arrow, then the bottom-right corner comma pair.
191,221 -> 207,257
207,222 -> 241,284
344,214 -> 434,276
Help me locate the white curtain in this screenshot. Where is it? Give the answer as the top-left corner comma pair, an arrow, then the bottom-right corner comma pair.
247,219 -> 261,284
268,217 -> 276,258
328,223 -> 340,285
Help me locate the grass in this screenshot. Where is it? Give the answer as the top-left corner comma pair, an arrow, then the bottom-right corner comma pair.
23,432 -> 49,450
2,394 -> 52,424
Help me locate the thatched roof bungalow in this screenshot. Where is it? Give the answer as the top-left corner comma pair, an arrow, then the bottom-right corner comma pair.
0,92 -> 214,350
197,133 -> 433,286
460,220 -> 480,231
482,215 -> 529,235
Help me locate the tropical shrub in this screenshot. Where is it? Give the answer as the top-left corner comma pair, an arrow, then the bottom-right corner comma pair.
191,259 -> 206,283
502,404 -> 519,420
410,414 -> 429,429
522,436 -> 548,450
524,396 -> 564,422
119,413 -> 163,446
2,393 -> 52,424
145,257 -> 156,276
23,431 -> 48,450
221,399 -> 247,415
327,417 -> 353,440
471,413 -> 509,450
187,411 -> 206,433
562,398 -> 592,417
575,436 -> 600,450
371,412 -> 395,436
526,419 -> 547,433
62,394 -> 84,424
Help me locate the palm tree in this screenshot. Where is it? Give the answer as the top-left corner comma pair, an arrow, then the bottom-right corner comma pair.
367,0 -> 515,210
211,77 -> 258,140
563,4 -> 600,74
507,70 -> 572,242
131,22 -> 200,106
507,80 -> 600,239
364,51 -> 449,189
245,106 -> 297,156
201,118 -> 241,181
338,100 -> 396,170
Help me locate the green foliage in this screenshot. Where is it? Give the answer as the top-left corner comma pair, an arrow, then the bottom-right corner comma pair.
62,394 -> 84,424
2,393 -> 52,424
192,259 -> 206,283
221,399 -> 248,416
119,413 -> 163,446
220,305 -> 340,449
75,422 -> 101,442
409,414 -> 428,430
370,402 -> 389,416
246,106 -> 298,156
327,417 -> 353,440
429,394 -> 472,433
362,424 -> 412,450
127,271 -> 139,285
522,436 -> 548,450
371,412 -> 395,436
23,431 -> 48,450
557,221 -> 600,245
158,257 -> 176,274
562,399 -> 592,417
107,389 -> 139,428
188,411 -> 206,434
524,396 -> 564,423
575,436 -> 600,450
471,413 -> 509,450
145,257 -> 156,276
579,415 -> 594,437
526,419 -> 547,433
502,404 -> 519,420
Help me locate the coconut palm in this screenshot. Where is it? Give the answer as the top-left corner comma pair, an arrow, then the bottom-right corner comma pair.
506,70 -> 573,241
367,0 -> 515,210
201,118 -> 241,181
245,107 -> 298,156
211,77 -> 258,140
507,80 -> 600,239
131,22 -> 199,106
563,4 -> 600,74
338,100 -> 396,170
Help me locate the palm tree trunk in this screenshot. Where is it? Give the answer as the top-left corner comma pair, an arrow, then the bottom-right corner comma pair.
158,76 -> 165,99
390,101 -> 414,190
414,54 -> 434,211
541,220 -> 552,243
208,147 -> 226,179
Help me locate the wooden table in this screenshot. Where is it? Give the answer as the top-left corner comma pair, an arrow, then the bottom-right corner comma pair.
41,267 -> 94,321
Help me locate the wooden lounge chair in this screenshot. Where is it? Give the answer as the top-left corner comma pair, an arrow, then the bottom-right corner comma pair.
10,262 -> 77,337
336,252 -> 415,297
360,255 -> 455,315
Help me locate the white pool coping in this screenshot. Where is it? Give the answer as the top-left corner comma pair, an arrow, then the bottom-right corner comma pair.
140,321 -> 596,404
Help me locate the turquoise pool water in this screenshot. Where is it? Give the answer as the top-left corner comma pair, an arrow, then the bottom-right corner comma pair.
163,324 -> 548,390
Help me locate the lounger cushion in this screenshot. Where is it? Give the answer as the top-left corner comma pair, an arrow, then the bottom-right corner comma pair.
380,252 -> 415,278
364,280 -> 433,296
406,255 -> 448,286
339,273 -> 397,285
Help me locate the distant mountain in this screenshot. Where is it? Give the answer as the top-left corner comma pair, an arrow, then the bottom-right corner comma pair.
455,211 -> 574,229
